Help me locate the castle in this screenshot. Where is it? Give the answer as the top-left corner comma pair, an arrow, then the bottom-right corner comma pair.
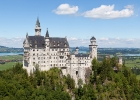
23,18 -> 97,84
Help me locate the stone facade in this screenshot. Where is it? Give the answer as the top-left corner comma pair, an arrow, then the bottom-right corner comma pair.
23,18 -> 98,85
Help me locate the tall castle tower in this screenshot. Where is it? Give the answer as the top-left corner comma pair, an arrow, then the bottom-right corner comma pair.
35,17 -> 41,36
89,36 -> 98,60
45,29 -> 49,47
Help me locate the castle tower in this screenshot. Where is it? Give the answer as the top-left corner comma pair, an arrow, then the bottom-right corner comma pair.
45,28 -> 50,47
89,36 -> 97,60
23,33 -> 29,48
119,56 -> 122,65
75,47 -> 79,54
35,17 -> 41,36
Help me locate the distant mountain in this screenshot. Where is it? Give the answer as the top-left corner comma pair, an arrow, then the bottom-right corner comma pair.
0,45 -> 23,53
0,46 -> 8,48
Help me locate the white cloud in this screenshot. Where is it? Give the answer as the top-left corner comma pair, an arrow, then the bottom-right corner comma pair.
67,37 -> 140,48
99,37 -> 109,41
53,4 -> 78,15
1,37 -> 140,48
0,37 -> 24,48
83,5 -> 134,19
124,5 -> 134,9
68,37 -> 78,41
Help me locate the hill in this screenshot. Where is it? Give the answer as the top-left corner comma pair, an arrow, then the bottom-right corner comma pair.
0,46 -> 23,53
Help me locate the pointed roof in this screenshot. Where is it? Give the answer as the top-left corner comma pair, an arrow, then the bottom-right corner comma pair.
76,46 -> 79,49
36,17 -> 40,27
45,28 -> 49,37
90,36 -> 96,40
26,32 -> 28,38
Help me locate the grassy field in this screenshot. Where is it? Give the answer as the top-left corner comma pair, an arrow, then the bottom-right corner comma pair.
0,55 -> 23,60
0,55 -> 23,71
125,59 -> 140,68
0,62 -> 21,71
136,75 -> 140,80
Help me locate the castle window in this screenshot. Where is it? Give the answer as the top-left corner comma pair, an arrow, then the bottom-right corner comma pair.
33,58 -> 35,60
51,64 -> 52,66
76,71 -> 78,75
44,61 -> 45,63
38,57 -> 40,60
33,54 -> 35,56
33,49 -> 35,51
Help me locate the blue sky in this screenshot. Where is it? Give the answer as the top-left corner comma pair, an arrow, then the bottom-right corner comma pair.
0,0 -> 140,47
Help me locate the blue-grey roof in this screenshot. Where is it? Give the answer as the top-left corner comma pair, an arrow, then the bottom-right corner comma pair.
90,36 -> 96,40
28,36 -> 45,48
49,37 -> 69,48
75,53 -> 89,57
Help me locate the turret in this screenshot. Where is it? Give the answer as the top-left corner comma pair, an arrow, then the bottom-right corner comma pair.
23,32 -> 29,47
45,28 -> 50,47
35,17 -> 41,36
119,56 -> 122,65
75,47 -> 79,54
89,36 -> 97,60
90,36 -> 96,45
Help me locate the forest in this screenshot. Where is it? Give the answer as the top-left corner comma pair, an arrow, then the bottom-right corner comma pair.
0,57 -> 140,100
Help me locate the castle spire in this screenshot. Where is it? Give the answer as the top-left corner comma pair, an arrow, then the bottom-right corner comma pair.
26,32 -> 28,38
35,17 -> 41,36
45,28 -> 49,38
36,17 -> 40,27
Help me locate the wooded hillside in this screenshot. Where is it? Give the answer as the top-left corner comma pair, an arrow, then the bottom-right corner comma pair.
0,57 -> 140,100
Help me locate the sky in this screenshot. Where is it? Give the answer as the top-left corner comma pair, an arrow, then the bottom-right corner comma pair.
0,0 -> 140,48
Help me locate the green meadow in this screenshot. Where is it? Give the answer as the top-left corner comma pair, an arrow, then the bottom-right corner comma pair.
0,55 -> 23,60
125,58 -> 140,68
0,55 -> 22,71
